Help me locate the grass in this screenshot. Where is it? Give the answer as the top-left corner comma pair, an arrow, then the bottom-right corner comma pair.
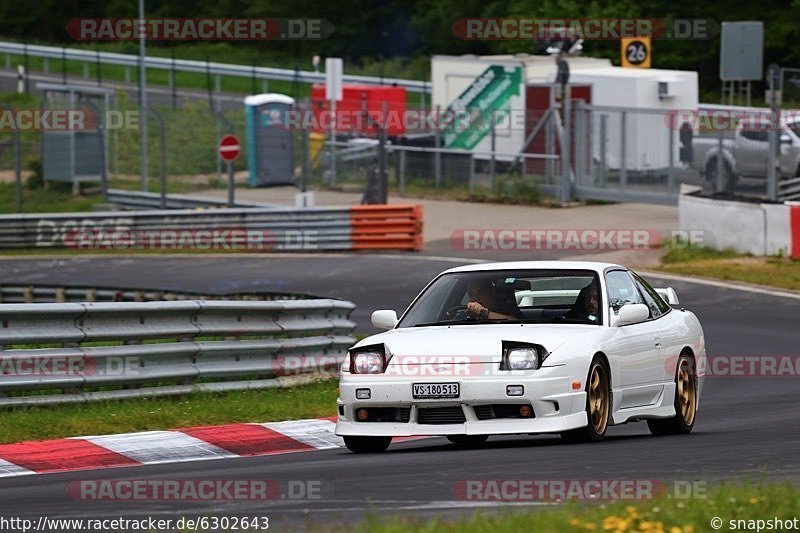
0,182 -> 101,213
658,242 -> 800,291
340,482 -> 799,533
0,379 -> 338,444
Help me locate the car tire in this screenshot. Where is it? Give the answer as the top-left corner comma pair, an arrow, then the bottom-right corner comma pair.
560,356 -> 611,444
343,436 -> 392,453
446,435 -> 489,448
647,353 -> 697,436
706,158 -> 735,190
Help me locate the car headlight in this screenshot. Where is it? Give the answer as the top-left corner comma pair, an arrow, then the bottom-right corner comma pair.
348,345 -> 388,374
352,352 -> 385,374
506,348 -> 539,370
500,342 -> 546,371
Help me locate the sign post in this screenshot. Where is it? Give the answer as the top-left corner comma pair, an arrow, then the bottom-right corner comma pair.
218,134 -> 241,207
325,58 -> 343,187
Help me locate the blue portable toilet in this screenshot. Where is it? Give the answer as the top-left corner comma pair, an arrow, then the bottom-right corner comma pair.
244,93 -> 296,186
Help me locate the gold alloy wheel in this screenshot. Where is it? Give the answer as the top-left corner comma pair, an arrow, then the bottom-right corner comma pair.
588,363 -> 609,434
677,357 -> 697,425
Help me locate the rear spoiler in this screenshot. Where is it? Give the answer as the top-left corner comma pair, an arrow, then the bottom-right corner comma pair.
655,287 -> 679,305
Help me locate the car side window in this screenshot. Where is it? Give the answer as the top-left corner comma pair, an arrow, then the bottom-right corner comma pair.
605,270 -> 644,313
631,273 -> 671,317
741,129 -> 768,142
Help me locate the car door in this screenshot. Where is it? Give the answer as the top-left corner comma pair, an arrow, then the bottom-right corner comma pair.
736,128 -> 769,176
630,273 -> 675,388
605,270 -> 663,410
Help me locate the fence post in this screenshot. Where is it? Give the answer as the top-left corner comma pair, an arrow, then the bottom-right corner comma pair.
599,114 -> 607,186
23,42 -> 29,94
170,51 -> 177,109
147,108 -> 167,209
469,154 -> 475,193
434,105 -> 442,188
716,128 -> 724,193
561,98 -> 571,203
301,126 -> 310,193
62,47 -> 67,84
490,111 -> 496,190
2,104 -> 23,212
667,119 -> 676,195
399,148 -> 406,195
619,110 -> 627,190
95,49 -> 101,86
574,100 -> 585,186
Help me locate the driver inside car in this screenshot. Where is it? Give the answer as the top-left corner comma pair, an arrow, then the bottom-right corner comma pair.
464,280 -> 523,320
563,282 -> 600,323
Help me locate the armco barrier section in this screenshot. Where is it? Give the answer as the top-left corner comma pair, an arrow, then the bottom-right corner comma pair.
0,204 -> 423,252
105,189 -> 278,210
350,204 -> 424,251
0,284 -> 314,304
0,299 -> 356,407
679,193 -> 800,258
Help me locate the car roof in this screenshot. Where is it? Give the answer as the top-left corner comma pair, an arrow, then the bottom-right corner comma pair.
441,260 -> 625,275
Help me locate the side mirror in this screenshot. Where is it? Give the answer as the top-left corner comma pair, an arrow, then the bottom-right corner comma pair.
612,303 -> 650,327
371,310 -> 398,330
780,134 -> 792,144
655,287 -> 679,305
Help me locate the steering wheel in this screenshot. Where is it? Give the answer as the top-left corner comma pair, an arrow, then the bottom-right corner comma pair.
445,305 -> 471,320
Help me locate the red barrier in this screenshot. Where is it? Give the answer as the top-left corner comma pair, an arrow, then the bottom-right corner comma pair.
791,205 -> 800,259
350,205 -> 423,251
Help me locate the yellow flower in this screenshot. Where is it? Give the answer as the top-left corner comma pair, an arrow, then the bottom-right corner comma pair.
748,497 -> 759,504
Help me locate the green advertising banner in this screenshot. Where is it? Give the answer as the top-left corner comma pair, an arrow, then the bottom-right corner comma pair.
442,65 -> 522,150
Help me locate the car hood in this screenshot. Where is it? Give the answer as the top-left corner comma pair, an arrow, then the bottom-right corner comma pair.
354,323 -> 600,363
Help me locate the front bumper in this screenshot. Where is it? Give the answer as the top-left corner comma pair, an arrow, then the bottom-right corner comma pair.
335,365 -> 588,437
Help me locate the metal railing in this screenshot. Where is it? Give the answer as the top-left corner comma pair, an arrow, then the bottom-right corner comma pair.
0,41 -> 428,93
0,299 -> 356,407
104,189 -> 278,210
0,204 -> 423,251
0,284 -> 316,303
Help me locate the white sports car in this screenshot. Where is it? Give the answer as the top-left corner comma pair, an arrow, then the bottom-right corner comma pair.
335,261 -> 706,453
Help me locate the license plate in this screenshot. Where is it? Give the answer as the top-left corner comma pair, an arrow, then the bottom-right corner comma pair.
412,383 -> 460,399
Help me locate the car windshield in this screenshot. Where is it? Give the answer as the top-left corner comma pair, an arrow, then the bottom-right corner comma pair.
397,269 -> 603,328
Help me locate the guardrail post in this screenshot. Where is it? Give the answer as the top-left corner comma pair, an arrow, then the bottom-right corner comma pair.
2,103 -> 22,211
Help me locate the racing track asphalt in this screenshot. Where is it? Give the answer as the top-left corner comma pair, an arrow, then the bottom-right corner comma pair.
0,253 -> 798,528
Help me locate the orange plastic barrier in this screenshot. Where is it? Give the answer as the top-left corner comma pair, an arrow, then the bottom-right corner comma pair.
350,204 -> 423,251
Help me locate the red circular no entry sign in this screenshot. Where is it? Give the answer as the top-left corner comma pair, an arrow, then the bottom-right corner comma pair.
218,134 -> 241,162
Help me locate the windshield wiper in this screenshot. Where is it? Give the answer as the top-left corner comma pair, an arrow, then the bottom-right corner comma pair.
411,318 -> 506,327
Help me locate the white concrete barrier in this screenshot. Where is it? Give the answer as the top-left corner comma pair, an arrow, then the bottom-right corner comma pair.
679,192 -> 798,257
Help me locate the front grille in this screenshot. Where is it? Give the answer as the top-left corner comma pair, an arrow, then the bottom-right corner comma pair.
474,405 -> 493,420
472,404 -> 535,420
417,406 -> 466,425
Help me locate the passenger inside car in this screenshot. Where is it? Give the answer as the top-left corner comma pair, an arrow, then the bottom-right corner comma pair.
563,282 -> 600,323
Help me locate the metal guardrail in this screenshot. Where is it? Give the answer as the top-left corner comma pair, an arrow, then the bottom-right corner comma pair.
0,299 -> 356,407
0,204 -> 423,251
0,41 -> 428,94
104,189 -> 279,210
778,177 -> 800,201
0,284 -> 314,303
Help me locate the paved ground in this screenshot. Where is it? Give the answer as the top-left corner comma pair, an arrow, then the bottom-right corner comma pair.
197,186 -> 676,267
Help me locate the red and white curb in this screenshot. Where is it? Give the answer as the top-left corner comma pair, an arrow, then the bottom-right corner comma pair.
0,417 -> 389,478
